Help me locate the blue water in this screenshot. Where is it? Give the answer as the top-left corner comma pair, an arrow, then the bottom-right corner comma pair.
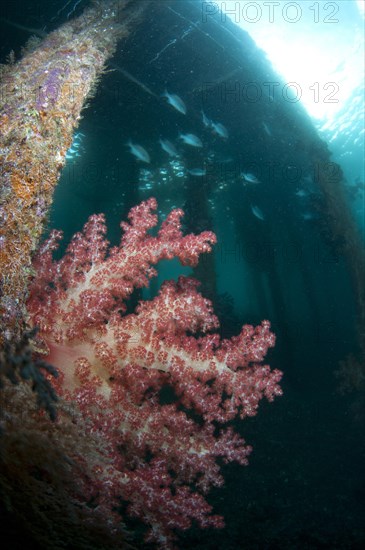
0,0 -> 364,548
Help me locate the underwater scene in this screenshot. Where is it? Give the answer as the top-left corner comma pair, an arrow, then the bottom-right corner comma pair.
0,0 -> 364,548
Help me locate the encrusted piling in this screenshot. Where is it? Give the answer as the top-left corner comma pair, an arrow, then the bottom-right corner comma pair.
0,0 -> 146,341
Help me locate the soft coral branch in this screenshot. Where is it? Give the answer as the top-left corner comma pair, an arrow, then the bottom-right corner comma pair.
27,199 -> 282,548
29,198 -> 216,342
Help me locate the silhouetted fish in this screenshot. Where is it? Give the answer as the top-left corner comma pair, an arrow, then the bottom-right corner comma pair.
211,121 -> 229,139
295,189 -> 309,198
262,122 -> 272,136
126,141 -> 150,163
251,204 -> 264,220
159,138 -> 179,157
201,111 -> 212,127
162,91 -> 187,114
179,133 -> 203,147
188,168 -> 206,176
242,172 -> 260,184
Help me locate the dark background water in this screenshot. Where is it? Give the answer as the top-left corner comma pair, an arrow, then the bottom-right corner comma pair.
1,1 -> 364,548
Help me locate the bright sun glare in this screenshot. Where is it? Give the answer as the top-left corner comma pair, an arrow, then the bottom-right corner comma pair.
214,0 -> 364,121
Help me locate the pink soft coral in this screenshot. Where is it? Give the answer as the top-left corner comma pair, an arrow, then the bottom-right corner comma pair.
27,198 -> 282,548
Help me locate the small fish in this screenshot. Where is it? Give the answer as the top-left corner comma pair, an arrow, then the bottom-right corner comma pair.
251,204 -> 265,220
187,168 -> 206,176
66,146 -> 81,159
201,110 -> 212,128
295,189 -> 309,198
162,90 -> 187,114
301,212 -> 316,221
179,133 -> 203,148
208,151 -> 233,164
126,141 -> 150,163
139,183 -> 153,191
262,122 -> 272,136
211,121 -> 229,139
242,172 -> 260,184
159,138 -> 179,157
